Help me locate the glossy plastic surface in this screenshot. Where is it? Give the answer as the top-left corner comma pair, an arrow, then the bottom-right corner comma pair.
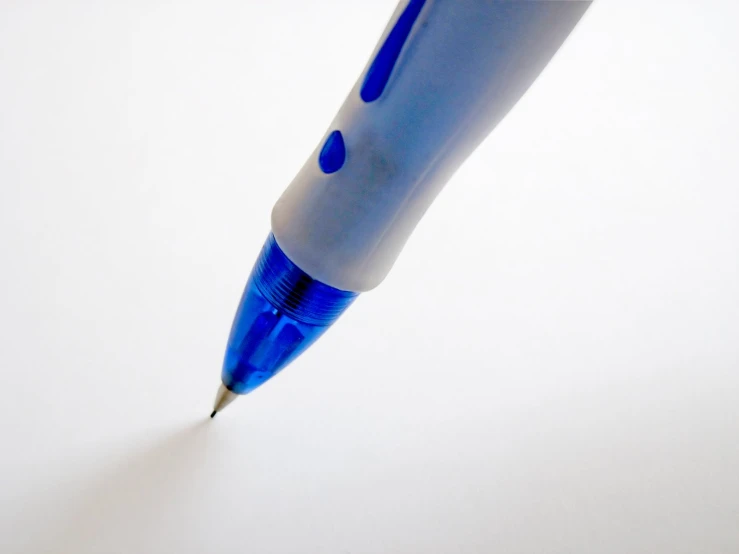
221,234 -> 358,394
318,130 -> 346,174
272,0 -> 591,292
360,0 -> 426,102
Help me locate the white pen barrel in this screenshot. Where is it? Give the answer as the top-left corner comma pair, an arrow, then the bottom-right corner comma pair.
272,0 -> 591,292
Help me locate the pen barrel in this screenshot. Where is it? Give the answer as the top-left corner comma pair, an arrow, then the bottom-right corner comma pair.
272,0 -> 591,292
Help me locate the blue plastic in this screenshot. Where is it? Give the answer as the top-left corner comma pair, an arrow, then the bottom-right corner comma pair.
318,130 -> 346,173
221,234 -> 359,394
360,0 -> 426,102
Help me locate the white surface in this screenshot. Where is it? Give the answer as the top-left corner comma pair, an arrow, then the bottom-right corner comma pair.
1,1 -> 738,553
273,1 -> 590,292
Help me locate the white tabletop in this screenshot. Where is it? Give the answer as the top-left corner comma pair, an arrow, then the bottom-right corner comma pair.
1,1 -> 738,553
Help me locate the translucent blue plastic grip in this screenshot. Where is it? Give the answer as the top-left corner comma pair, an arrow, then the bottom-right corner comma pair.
221,234 -> 358,394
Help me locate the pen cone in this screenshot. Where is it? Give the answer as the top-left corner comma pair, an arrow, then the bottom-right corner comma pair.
211,384 -> 238,418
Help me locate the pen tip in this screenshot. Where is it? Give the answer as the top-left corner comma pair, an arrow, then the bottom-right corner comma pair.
212,383 -> 238,416
210,410 -> 217,419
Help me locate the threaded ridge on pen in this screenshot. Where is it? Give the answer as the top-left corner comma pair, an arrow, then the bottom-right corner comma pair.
251,234 -> 358,326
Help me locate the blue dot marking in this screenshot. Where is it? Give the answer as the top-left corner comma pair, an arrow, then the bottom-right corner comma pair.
360,0 -> 426,103
318,130 -> 346,174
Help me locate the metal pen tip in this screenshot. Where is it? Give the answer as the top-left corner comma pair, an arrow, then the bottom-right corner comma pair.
211,383 -> 238,417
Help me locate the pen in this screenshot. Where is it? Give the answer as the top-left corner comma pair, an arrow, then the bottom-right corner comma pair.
211,0 -> 592,416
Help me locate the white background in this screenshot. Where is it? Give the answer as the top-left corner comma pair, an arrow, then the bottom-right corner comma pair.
1,1 -> 738,553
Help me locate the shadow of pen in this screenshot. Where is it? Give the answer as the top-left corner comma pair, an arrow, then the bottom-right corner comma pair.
27,419 -> 218,554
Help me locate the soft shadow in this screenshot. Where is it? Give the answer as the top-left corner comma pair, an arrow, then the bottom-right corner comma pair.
27,419 -> 217,554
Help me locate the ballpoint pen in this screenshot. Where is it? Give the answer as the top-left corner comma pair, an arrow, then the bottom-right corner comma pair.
211,0 -> 592,416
